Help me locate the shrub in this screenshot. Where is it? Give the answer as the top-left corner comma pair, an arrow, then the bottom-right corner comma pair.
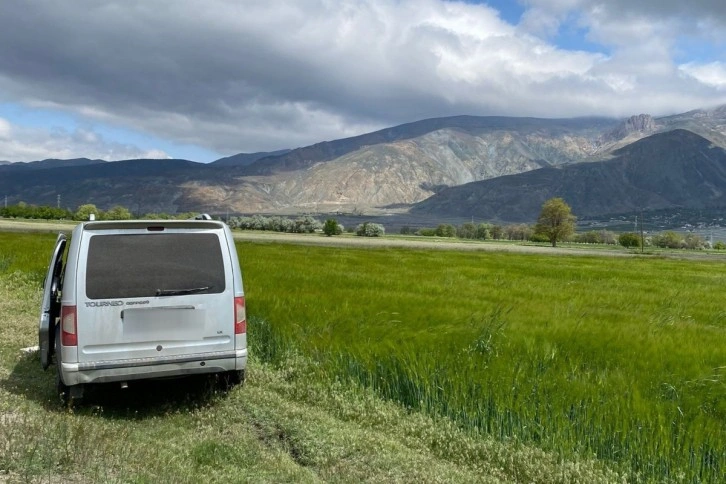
0,204 -> 73,220
476,223 -> 491,240
355,222 -> 385,237
457,223 -> 477,239
435,224 -> 456,237
683,233 -> 706,250
104,205 -> 132,220
267,216 -> 289,232
618,232 -> 641,248
416,228 -> 437,237
229,215 -> 322,233
399,226 -> 413,235
651,231 -> 683,249
528,233 -> 550,243
294,215 -> 323,233
505,224 -> 532,241
323,219 -> 342,236
575,231 -> 602,244
714,241 -> 726,250
490,225 -> 503,240
599,230 -> 618,245
75,203 -> 102,221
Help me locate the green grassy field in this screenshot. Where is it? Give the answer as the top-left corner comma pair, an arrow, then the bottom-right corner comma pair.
1,230 -> 724,482
237,241 -> 726,482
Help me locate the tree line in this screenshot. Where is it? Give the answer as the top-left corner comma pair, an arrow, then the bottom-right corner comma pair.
399,198 -> 714,249
0,199 -> 716,249
0,202 -> 200,221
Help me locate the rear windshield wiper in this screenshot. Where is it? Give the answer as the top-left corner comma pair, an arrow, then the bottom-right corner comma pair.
156,286 -> 211,297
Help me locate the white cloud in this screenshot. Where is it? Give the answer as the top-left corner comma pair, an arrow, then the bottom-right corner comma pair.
0,0 -> 724,159
679,62 -> 726,89
0,118 -> 11,140
518,0 -> 584,38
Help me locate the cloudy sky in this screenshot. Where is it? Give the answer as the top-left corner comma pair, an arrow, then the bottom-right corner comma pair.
0,0 -> 724,163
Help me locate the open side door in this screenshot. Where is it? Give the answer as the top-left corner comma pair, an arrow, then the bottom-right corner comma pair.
39,233 -> 67,370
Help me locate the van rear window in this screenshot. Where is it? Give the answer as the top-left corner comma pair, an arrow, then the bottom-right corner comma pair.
86,233 -> 226,299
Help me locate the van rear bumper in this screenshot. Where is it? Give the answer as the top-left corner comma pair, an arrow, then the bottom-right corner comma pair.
60,349 -> 247,385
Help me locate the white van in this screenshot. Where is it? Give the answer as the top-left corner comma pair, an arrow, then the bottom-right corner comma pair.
38,219 -> 247,403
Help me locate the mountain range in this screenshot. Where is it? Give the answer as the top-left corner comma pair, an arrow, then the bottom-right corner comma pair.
1,105 -> 726,222
412,129 -> 726,222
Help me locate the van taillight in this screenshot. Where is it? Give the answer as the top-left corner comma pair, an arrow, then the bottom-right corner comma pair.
234,296 -> 246,334
60,305 -> 78,346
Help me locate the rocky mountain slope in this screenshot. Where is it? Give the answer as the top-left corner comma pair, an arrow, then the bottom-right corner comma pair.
1,105 -> 725,219
411,129 -> 726,222
184,109 -> 726,214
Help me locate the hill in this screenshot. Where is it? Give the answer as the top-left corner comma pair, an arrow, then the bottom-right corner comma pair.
211,149 -> 292,167
0,157 -> 106,171
0,158 -> 208,214
237,115 -> 620,175
1,105 -> 725,218
411,129 -> 726,221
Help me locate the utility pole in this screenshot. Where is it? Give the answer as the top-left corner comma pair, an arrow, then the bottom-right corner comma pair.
636,210 -> 645,254
57,194 -> 61,209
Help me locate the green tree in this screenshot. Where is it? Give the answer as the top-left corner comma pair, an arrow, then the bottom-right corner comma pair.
651,231 -> 683,249
104,205 -> 132,220
504,224 -> 532,241
294,215 -> 322,233
75,204 -> 101,221
683,233 -> 705,250
323,218 -> 342,236
534,198 -> 576,247
489,224 -> 503,240
435,224 -> 456,237
476,223 -> 491,240
576,230 -> 602,244
618,232 -> 641,248
457,222 -> 477,239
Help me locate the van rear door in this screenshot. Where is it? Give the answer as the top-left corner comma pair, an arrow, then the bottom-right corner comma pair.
39,233 -> 67,370
75,227 -> 235,364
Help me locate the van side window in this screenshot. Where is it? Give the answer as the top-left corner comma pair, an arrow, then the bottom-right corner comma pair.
86,233 -> 226,299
